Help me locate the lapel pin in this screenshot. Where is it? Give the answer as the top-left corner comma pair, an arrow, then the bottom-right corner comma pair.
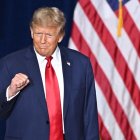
66,61 -> 71,66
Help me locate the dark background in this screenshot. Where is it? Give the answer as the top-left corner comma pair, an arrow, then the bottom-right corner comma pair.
0,0 -> 77,139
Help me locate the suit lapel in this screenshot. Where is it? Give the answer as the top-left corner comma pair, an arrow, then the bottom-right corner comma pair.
60,47 -> 72,119
25,46 -> 48,118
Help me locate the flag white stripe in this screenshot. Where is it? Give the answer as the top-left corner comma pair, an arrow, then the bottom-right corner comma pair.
125,0 -> 140,30
95,82 -> 125,140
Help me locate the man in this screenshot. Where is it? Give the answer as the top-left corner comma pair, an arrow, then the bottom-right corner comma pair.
0,7 -> 99,140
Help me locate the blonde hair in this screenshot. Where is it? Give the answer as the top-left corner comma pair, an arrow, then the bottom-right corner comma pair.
30,7 -> 66,35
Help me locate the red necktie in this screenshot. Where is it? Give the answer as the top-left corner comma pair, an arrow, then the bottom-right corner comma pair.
45,56 -> 64,140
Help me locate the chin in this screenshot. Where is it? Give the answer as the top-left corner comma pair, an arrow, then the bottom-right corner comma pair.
37,51 -> 47,56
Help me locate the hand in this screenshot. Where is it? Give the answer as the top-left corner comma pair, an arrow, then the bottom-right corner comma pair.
8,73 -> 30,98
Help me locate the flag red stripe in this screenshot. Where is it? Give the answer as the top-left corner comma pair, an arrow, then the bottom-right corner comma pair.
71,21 -> 137,140
98,114 -> 112,140
123,7 -> 140,56
79,0 -> 140,112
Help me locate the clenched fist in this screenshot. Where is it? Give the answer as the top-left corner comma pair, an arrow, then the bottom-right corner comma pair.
8,73 -> 30,98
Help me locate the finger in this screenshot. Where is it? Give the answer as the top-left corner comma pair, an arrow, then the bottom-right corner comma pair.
11,78 -> 25,88
16,79 -> 30,90
16,78 -> 30,88
15,73 -> 29,81
17,73 -> 28,79
15,73 -> 29,83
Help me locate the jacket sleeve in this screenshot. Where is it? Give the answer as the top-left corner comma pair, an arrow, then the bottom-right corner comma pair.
0,58 -> 17,119
84,59 -> 99,140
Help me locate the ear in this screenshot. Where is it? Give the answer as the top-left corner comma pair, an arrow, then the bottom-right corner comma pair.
58,34 -> 64,43
30,27 -> 33,39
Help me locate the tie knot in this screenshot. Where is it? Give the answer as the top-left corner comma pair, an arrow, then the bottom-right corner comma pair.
46,56 -> 53,68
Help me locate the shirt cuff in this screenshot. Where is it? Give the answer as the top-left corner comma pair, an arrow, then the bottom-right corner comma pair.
6,86 -> 20,101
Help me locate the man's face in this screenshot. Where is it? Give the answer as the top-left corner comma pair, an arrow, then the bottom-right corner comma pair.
30,25 -> 63,57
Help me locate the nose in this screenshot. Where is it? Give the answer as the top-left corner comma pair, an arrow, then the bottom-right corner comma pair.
40,34 -> 46,43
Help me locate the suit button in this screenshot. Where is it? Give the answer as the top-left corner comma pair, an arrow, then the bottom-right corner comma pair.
46,120 -> 49,124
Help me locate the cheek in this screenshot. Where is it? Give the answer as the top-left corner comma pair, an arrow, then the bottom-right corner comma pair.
33,37 -> 40,44
53,38 -> 60,44
46,39 -> 57,46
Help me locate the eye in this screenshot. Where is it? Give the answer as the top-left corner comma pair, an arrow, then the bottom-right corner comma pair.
34,32 -> 43,37
46,34 -> 53,38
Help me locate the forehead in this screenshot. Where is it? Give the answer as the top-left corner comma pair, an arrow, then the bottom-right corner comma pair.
32,25 -> 59,33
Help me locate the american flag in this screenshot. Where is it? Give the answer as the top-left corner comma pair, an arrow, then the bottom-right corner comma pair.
68,0 -> 140,139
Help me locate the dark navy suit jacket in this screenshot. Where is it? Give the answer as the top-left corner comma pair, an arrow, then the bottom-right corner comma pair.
0,46 -> 99,140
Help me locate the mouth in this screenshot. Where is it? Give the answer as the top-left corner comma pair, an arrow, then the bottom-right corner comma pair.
40,46 -> 49,49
